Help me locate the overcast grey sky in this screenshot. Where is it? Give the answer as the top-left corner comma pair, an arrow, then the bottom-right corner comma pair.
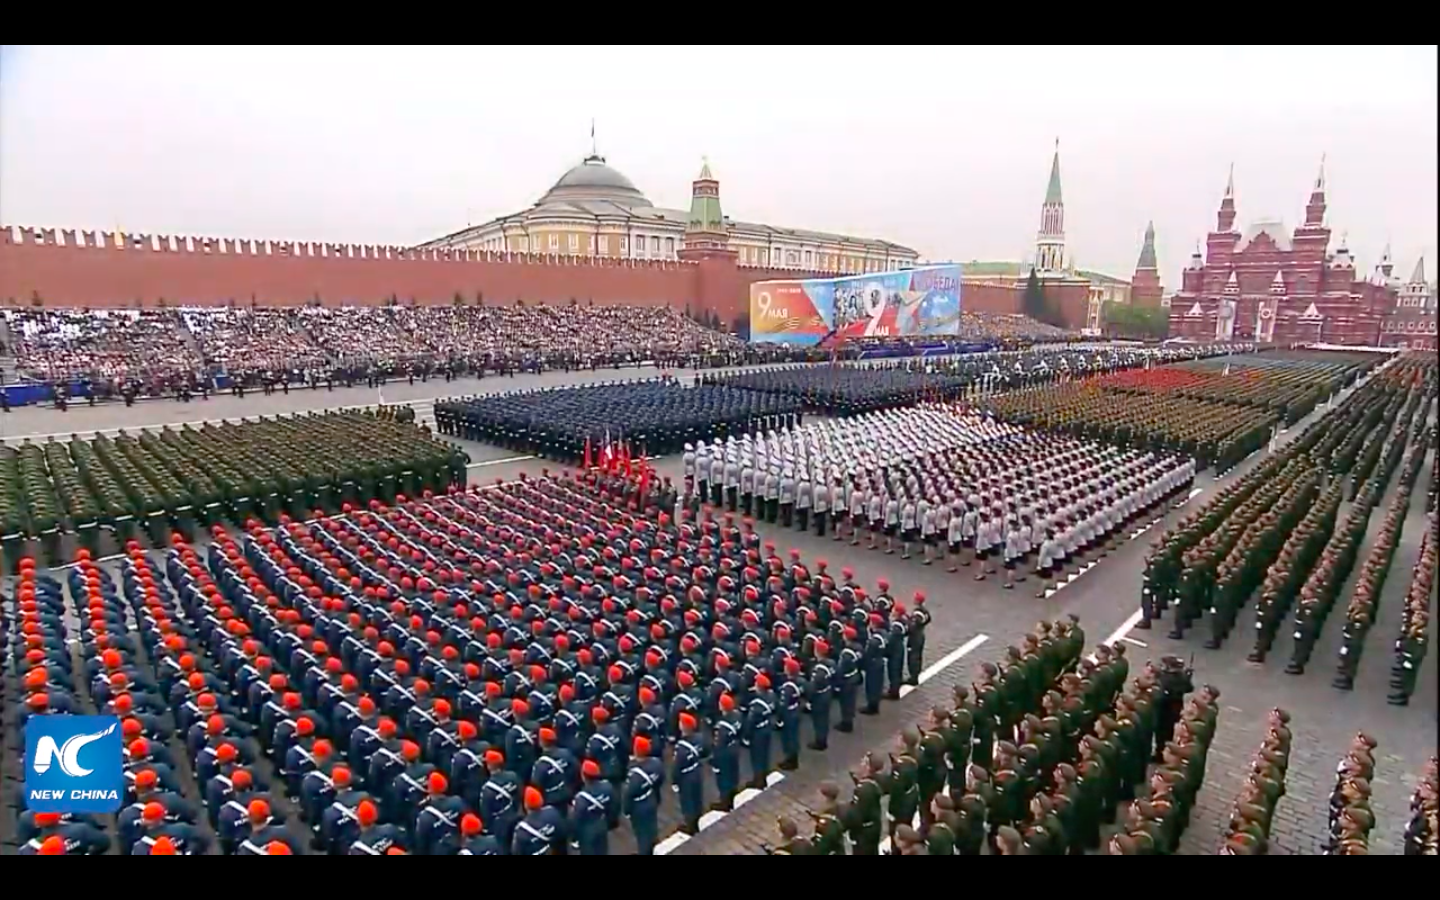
1,45 -> 1435,288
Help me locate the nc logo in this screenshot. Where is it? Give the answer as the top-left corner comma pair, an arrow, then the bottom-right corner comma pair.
25,715 -> 124,813
33,721 -> 117,776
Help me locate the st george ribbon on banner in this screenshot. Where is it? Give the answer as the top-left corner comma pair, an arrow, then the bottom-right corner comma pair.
748,264 -> 962,346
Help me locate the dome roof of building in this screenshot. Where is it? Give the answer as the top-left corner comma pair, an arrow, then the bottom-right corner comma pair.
537,155 -> 650,209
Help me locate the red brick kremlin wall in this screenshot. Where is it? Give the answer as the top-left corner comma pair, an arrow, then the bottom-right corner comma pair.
0,226 -> 1038,327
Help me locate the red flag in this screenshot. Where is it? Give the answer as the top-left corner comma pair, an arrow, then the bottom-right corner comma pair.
638,456 -> 651,500
583,436 -> 592,470
601,428 -> 613,469
622,441 -> 633,478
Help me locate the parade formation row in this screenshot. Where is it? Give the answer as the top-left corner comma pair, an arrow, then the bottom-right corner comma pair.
979,350 -> 1384,474
433,342 -> 1252,463
1140,353 -> 1438,705
1,343 -> 1434,855
5,465 -> 950,854
1,410 -> 469,568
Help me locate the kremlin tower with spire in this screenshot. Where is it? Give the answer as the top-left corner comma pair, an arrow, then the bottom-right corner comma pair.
1167,160 -> 1398,345
1130,221 -> 1163,307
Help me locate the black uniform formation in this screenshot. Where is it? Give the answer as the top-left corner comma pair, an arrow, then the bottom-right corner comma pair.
705,365 -> 971,416
434,381 -> 805,461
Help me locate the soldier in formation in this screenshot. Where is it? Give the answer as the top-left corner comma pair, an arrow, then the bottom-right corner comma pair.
1218,708 -> 1291,855
1390,514 -> 1435,706
717,404 -> 1192,599
768,617 -> 1220,855
1403,757 -> 1438,856
437,380 -> 805,462
1323,733 -> 1378,855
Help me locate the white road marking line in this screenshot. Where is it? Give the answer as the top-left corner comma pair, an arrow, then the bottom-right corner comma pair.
898,634 -> 989,698
697,810 -> 726,831
1090,607 -> 1147,662
465,454 -> 537,469
1179,486 -> 1203,505
54,552 -> 125,570
657,771 -> 785,855
1121,636 -> 1149,648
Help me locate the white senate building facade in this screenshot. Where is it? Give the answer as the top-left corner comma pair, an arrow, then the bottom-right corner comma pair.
415,152 -> 920,275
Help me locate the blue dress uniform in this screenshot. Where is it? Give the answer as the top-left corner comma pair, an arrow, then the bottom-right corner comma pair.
129,824 -> 210,855
449,827 -> 504,855
905,599 -> 931,685
862,630 -> 888,714
367,743 -> 406,805
216,796 -> 285,854
835,639 -> 861,732
623,743 -> 666,855
16,811 -> 104,845
117,792 -> 200,851
744,684 -> 777,789
234,822 -> 304,855
776,675 -> 804,769
711,702 -> 743,811
671,722 -> 709,834
885,618 -> 908,700
586,714 -> 627,786
413,789 -> 467,856
512,801 -> 568,856
806,655 -> 834,751
347,822 -> 408,855
320,790 -> 375,854
480,766 -> 523,851
390,761 -> 438,828
531,742 -> 577,814
569,767 -> 618,855
505,717 -> 539,783
299,768 -> 339,835
448,743 -> 489,810
17,822 -> 111,855
553,705 -> 586,756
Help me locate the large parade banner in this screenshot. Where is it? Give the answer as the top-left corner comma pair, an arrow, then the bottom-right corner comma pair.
748,264 -> 962,345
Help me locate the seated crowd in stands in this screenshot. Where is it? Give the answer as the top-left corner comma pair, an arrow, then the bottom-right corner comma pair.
4,309 -> 202,389
3,305 -> 1077,400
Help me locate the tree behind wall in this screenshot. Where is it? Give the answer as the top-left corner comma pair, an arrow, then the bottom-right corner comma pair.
1022,268 -> 1054,325
1103,301 -> 1169,340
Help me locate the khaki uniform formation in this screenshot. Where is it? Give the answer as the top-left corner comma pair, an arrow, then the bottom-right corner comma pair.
766,624 -> 1222,856
2,411 -> 467,570
1325,733 -> 1379,855
1141,358 -> 1436,681
1404,757 -> 1438,856
981,381 -> 1273,475
1333,424 -> 1431,690
1390,514 -> 1436,706
1248,480 -> 1343,662
1218,708 -> 1292,854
